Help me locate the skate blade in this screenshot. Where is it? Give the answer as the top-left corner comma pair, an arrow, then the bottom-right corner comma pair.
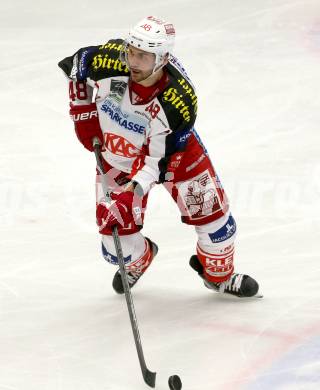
239,293 -> 264,299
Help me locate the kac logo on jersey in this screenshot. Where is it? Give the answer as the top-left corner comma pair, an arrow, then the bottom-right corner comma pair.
104,133 -> 141,158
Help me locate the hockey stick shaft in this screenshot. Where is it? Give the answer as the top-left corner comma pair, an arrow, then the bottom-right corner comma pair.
92,138 -> 156,388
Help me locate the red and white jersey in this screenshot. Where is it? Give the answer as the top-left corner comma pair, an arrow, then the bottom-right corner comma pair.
92,74 -> 172,192
59,39 -> 200,194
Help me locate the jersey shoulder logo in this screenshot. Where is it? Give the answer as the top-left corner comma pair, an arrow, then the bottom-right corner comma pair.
109,80 -> 127,102
160,66 -> 198,129
91,39 -> 129,76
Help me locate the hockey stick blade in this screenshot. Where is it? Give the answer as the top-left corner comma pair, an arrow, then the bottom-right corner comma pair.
144,368 -> 156,388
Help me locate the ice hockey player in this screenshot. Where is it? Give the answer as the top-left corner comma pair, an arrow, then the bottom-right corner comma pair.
58,16 -> 260,298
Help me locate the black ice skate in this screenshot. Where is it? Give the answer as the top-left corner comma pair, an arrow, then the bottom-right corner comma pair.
112,238 -> 158,294
189,255 -> 261,298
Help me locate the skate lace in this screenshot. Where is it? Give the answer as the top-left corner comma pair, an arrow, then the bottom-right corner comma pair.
220,274 -> 244,293
127,272 -> 140,285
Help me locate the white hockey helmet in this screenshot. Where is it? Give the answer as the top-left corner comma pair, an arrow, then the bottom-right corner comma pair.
120,16 -> 175,73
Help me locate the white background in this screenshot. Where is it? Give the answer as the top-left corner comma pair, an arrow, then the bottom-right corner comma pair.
1,0 -> 320,389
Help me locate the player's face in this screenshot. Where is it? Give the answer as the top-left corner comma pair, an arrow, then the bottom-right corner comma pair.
127,45 -> 156,83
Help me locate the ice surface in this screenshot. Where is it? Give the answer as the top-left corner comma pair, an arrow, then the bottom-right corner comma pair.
0,1 -> 319,389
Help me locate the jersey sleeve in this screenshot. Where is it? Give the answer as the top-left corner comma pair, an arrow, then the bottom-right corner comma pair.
156,65 -> 198,184
58,46 -> 99,81
59,40 -> 132,114
58,39 -> 130,82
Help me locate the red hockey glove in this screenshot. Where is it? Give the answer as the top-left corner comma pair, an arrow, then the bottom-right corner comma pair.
69,102 -> 103,151
96,191 -> 137,231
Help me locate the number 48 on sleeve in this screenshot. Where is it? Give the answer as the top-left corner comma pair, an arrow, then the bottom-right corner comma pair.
69,81 -> 89,101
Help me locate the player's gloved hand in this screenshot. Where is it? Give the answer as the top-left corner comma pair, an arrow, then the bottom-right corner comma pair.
96,191 -> 136,231
69,102 -> 103,151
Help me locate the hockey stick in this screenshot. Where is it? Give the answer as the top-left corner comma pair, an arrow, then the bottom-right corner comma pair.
92,137 -> 156,388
